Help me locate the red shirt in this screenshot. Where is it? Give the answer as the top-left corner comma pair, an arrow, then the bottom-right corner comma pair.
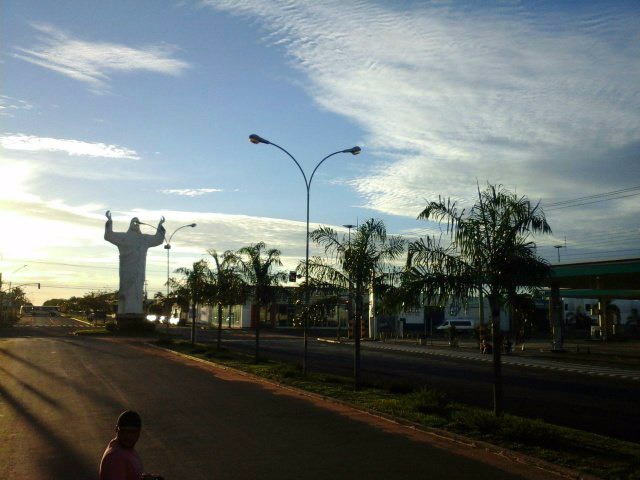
99,438 -> 144,480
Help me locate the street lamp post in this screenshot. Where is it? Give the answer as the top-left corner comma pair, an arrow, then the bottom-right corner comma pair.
165,224 -> 197,332
7,265 -> 28,291
249,134 -> 361,375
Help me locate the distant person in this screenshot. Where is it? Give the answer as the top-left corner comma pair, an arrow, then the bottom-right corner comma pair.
481,338 -> 493,354
99,410 -> 163,480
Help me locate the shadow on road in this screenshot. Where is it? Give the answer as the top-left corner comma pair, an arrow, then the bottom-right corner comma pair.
0,383 -> 96,479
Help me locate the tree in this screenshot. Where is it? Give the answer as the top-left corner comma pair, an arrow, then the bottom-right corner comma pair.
404,183 -> 552,416
234,242 -> 286,363
77,290 -> 117,314
208,249 -> 245,350
148,291 -> 167,316
43,298 -> 69,311
1,287 -> 31,326
309,218 -> 405,389
176,260 -> 213,345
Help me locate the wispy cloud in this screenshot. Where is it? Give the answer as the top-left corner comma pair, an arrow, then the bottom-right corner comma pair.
204,1 -> 640,216
160,188 -> 224,197
13,23 -> 190,93
0,95 -> 34,117
0,134 -> 139,159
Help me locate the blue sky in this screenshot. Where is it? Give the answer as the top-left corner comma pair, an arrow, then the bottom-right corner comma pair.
1,0 -> 639,305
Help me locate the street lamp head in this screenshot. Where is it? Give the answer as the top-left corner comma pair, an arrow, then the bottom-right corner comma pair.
343,146 -> 361,155
189,223 -> 197,228
249,134 -> 271,145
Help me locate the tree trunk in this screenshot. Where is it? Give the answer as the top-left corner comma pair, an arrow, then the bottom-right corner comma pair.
255,304 -> 261,364
217,303 -> 223,350
478,288 -> 485,351
491,306 -> 503,417
190,300 -> 196,345
354,290 -> 363,391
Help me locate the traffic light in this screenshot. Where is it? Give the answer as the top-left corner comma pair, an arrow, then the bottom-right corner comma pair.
289,271 -> 297,282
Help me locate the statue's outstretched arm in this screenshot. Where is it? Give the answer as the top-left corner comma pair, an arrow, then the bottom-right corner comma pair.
104,210 -> 120,244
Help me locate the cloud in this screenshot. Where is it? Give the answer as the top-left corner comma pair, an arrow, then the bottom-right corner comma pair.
13,23 -> 190,93
0,95 -> 34,117
160,188 -> 224,197
0,134 -> 140,159
204,1 -> 640,216
0,194 -> 313,301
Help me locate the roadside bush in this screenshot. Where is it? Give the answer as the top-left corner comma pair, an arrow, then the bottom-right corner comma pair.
273,364 -> 302,379
450,408 -> 501,436
189,345 -> 208,354
317,374 -> 349,385
155,336 -> 175,347
410,388 -> 450,417
0,313 -> 19,327
499,415 -> 566,449
203,346 -> 233,359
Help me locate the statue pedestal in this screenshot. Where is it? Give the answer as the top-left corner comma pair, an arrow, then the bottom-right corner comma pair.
116,314 -> 147,331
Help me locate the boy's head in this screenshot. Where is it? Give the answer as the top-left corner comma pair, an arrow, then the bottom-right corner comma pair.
116,410 -> 141,448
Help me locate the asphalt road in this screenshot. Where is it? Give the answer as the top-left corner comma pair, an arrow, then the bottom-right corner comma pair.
15,313 -> 83,327
0,327 -> 551,480
187,328 -> 640,443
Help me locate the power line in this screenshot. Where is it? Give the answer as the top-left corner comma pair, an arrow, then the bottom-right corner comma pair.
549,248 -> 640,260
38,284 -> 117,291
8,258 -> 118,271
5,258 -> 184,276
543,186 -> 640,210
543,185 -> 640,206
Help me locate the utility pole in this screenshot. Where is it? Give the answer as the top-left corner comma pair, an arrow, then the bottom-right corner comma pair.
554,237 -> 567,263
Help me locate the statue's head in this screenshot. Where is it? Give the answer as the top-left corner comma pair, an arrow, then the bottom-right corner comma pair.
129,217 -> 142,233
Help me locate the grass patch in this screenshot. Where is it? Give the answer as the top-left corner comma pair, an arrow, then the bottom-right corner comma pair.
156,339 -> 640,480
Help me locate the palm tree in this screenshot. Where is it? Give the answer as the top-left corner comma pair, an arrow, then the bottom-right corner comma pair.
208,249 -> 245,350
176,259 -> 213,345
234,242 -> 287,363
149,291 -> 167,316
309,218 -> 405,389
404,183 -> 552,416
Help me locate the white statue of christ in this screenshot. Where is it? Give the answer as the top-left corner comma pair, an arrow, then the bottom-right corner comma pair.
104,210 -> 165,314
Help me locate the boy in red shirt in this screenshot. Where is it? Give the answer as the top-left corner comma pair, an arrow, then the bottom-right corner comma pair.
99,410 -> 163,480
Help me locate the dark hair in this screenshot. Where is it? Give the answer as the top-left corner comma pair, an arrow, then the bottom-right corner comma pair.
117,410 -> 141,428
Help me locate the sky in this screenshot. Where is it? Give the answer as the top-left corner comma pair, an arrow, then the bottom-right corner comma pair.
1,0 -> 639,306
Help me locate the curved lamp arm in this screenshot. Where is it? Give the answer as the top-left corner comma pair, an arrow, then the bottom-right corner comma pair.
167,223 -> 197,247
249,133 -> 360,190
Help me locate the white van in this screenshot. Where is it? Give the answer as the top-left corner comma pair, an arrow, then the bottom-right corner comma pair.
436,319 -> 476,332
